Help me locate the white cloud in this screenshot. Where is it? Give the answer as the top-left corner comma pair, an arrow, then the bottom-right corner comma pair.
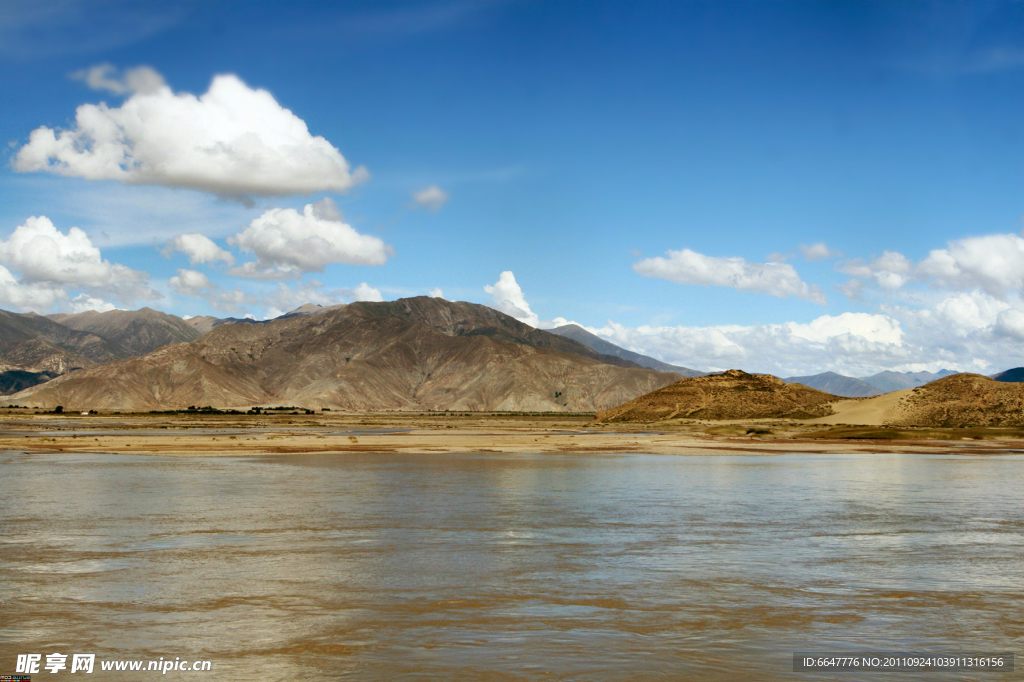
784,312 -> 903,345
577,313 -> 913,377
567,287 -> 1024,377
0,215 -> 155,306
0,265 -> 64,311
70,294 -> 117,313
837,278 -> 865,301
633,248 -> 827,304
169,269 -> 214,296
351,282 -> 383,302
310,196 -> 342,222
71,63 -> 165,95
14,72 -> 368,199
484,271 -> 539,327
994,308 -> 1024,341
918,233 -> 1024,296
229,201 -> 392,279
801,242 -> 841,261
837,250 -> 912,290
163,233 -> 234,265
412,185 -> 449,211
428,287 -> 444,299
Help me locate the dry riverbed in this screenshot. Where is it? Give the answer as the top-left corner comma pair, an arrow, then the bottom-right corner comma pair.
2,409 -> 1023,456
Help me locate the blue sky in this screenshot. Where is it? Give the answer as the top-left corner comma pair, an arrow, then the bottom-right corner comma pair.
3,0 -> 1024,375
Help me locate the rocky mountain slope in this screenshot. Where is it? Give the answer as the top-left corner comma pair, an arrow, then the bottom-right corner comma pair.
14,297 -> 681,411
784,371 -> 881,397
595,369 -> 838,422
49,307 -> 202,356
0,309 -> 127,394
548,323 -> 704,376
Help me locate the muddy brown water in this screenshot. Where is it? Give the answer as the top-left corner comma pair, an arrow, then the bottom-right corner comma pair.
1,450 -> 1021,680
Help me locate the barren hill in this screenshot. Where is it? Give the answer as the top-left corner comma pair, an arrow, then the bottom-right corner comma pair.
881,373 -> 1024,427
49,307 -> 201,355
14,297 -> 680,412
595,369 -> 838,422
1,309 -> 127,394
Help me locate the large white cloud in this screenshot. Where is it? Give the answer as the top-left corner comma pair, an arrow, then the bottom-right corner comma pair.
0,215 -> 155,308
634,249 -> 827,304
163,234 -> 234,265
485,271 -> 539,327
14,72 -> 368,199
229,201 -> 392,279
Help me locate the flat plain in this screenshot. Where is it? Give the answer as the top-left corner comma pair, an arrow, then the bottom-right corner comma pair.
3,409 -> 1024,458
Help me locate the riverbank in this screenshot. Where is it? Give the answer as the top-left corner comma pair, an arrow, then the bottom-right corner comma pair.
2,410 -> 1022,457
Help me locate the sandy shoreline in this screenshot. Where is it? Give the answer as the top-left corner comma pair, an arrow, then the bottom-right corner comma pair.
2,410 -> 1022,457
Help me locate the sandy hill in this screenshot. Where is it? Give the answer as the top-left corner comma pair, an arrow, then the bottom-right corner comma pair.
783,371 -> 881,397
0,309 -> 127,394
548,324 -> 704,377
14,297 -> 681,412
49,307 -> 202,356
594,369 -> 838,422
808,373 -> 1024,427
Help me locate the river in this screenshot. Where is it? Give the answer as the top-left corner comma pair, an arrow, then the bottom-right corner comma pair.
1,450 -> 1021,680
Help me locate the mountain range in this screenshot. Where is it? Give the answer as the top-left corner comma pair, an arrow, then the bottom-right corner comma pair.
783,369 -> 959,397
5,298 -> 1024,412
11,297 -> 683,411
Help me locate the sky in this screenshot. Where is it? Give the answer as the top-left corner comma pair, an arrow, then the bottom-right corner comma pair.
2,0 -> 1024,377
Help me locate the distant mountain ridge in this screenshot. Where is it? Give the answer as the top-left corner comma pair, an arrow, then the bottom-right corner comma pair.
548,324 -> 704,377
784,369 -> 958,397
783,371 -> 881,397
860,369 -> 957,393
14,297 -> 682,412
48,307 -> 202,356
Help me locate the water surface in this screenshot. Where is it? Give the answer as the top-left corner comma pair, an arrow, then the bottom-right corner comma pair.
1,451 -> 1021,680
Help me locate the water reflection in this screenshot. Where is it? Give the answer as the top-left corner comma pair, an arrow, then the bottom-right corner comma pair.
1,451 -> 1021,680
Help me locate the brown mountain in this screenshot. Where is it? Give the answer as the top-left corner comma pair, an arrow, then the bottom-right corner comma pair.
595,369 -> 838,422
0,309 -> 127,394
13,297 -> 681,411
48,307 -> 201,356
